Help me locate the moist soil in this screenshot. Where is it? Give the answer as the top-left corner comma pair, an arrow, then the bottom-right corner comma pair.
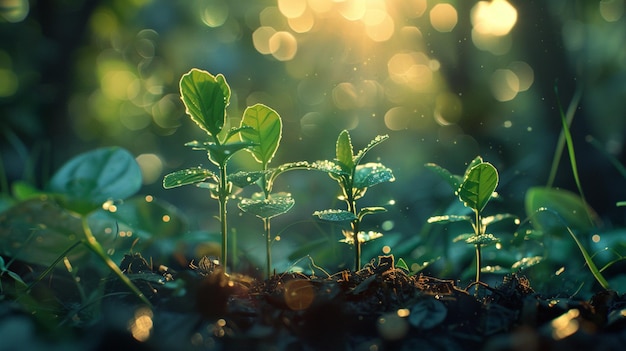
3,253 -> 626,351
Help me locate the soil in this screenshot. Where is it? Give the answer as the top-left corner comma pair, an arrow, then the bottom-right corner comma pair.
2,253 -> 626,351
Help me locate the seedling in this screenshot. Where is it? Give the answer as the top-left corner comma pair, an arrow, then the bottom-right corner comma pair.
426,156 -> 505,291
312,130 -> 395,271
163,69 -> 255,271
230,103 -> 310,278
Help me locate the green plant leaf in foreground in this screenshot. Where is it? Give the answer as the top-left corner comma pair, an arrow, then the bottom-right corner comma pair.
239,103 -> 282,167
239,192 -> 295,219
525,187 -> 597,233
458,162 -> 498,213
49,147 -> 142,215
354,163 -> 395,189
179,68 -> 230,136
313,209 -> 357,222
335,130 -> 355,170
424,163 -> 462,191
163,168 -> 218,189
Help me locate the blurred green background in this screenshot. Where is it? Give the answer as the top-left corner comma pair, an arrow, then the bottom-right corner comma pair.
1,0 -> 626,286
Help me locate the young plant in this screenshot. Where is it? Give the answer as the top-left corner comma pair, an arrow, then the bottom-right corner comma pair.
163,69 -> 255,271
426,156 -> 503,291
231,103 -> 310,278
312,130 -> 395,271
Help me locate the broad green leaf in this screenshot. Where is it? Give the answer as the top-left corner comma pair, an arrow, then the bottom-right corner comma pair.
163,168 -> 217,189
0,198 -> 128,267
458,162 -> 498,213
335,130 -> 354,170
427,214 -> 472,224
354,163 -> 395,189
465,233 -> 500,246
357,206 -> 387,221
525,187 -> 597,232
49,147 -> 142,215
424,163 -> 462,191
313,209 -> 357,222
452,233 -> 474,243
340,230 -> 383,244
228,170 -> 268,188
12,181 -> 41,201
240,103 -> 282,166
238,192 -> 295,219
179,69 -> 230,136
353,134 -> 389,166
464,156 -> 484,177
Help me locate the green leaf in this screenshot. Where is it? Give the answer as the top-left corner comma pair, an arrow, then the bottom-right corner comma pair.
424,163 -> 462,191
427,214 -> 473,224
228,170 -> 267,188
464,156 -> 484,177
238,192 -> 295,219
309,160 -> 346,177
335,130 -> 354,170
511,256 -> 543,270
354,162 -> 395,189
206,141 -> 257,166
313,209 -> 357,222
617,201 -> 626,207
11,181 -> 42,201
525,187 -> 597,232
458,162 -> 498,213
49,147 -> 142,215
396,257 -> 410,272
240,103 -> 282,166
163,168 -> 217,189
465,233 -> 500,246
481,213 -> 519,227
357,206 -> 387,221
180,69 -> 230,136
353,134 -> 389,166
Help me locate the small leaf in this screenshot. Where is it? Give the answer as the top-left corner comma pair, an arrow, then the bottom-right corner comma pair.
396,257 -> 410,272
464,156 -> 484,177
357,206 -> 387,221
427,214 -> 473,224
163,168 -> 217,189
339,230 -> 383,244
228,170 -> 267,188
313,209 -> 357,222
240,103 -> 282,166
617,201 -> 626,207
353,162 -> 395,189
452,233 -> 474,243
49,147 -> 142,215
353,134 -> 388,166
458,162 -> 498,213
465,233 -> 500,246
179,69 -> 230,136
335,130 -> 354,170
481,213 -> 519,227
206,141 -> 257,166
309,160 -> 347,178
238,192 -> 295,219
424,163 -> 462,191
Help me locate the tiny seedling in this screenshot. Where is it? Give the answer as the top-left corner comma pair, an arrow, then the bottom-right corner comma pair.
426,156 -> 506,291
312,130 -> 395,271
230,103 -> 310,278
163,69 -> 255,271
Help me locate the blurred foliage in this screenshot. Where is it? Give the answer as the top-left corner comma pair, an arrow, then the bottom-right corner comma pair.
1,0 -> 626,281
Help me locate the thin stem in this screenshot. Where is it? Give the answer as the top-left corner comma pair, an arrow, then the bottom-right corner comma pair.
264,217 -> 271,279
80,216 -> 152,306
474,210 -> 482,295
347,196 -> 360,271
218,164 -> 229,271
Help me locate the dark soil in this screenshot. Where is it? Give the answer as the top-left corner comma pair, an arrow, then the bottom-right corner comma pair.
3,254 -> 626,351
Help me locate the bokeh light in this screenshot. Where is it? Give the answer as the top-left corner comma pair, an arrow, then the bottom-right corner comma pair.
429,3 -> 458,33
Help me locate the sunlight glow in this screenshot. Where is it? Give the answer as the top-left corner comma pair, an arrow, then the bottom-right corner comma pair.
201,0 -> 229,27
136,153 -> 164,185
489,69 -> 519,102
269,31 -> 298,61
278,0 -> 307,18
429,4 -> 458,33
599,0 -> 624,22
471,0 -> 517,36
129,307 -> 154,342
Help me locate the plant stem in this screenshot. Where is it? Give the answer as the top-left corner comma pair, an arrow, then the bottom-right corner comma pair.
264,217 -> 271,279
474,210 -> 482,295
347,198 -> 360,271
80,216 -> 152,306
218,164 -> 229,272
